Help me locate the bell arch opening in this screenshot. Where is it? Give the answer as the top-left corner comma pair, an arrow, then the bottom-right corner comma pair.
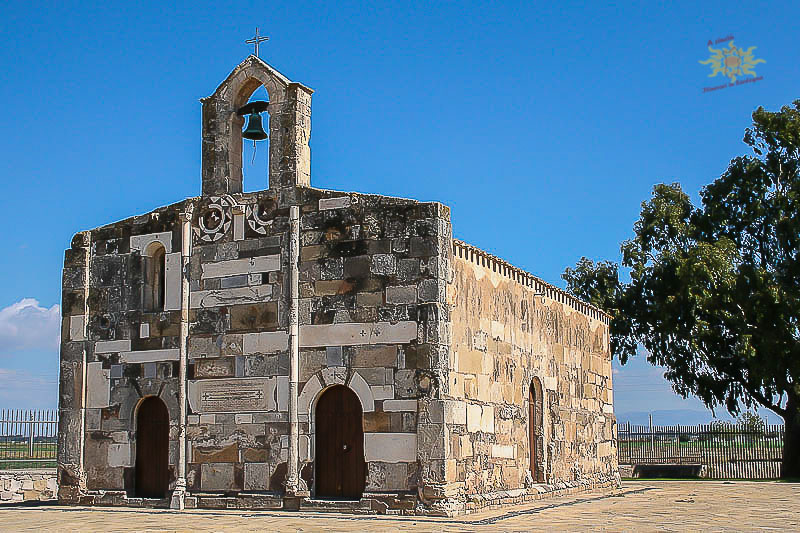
231,78 -> 271,193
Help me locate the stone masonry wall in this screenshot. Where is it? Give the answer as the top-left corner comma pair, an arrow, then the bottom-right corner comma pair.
58,202 -> 188,501
58,186 -> 451,502
443,241 -> 617,501
0,470 -> 58,503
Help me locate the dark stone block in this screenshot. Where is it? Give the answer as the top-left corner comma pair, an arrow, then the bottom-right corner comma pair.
343,255 -> 371,278
61,290 -> 85,315
90,255 -> 125,287
330,240 -> 368,257
409,237 -> 437,258
229,302 -> 278,332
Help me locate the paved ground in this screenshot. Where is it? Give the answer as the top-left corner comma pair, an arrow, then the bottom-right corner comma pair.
1,481 -> 798,532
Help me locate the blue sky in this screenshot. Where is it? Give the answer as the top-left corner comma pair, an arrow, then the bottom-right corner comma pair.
0,1 -> 795,423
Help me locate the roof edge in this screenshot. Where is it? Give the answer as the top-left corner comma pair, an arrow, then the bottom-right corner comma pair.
452,239 -> 612,325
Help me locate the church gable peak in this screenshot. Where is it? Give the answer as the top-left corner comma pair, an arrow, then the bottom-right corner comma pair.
201,56 -> 313,197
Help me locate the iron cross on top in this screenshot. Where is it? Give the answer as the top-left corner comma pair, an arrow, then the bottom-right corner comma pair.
246,27 -> 269,57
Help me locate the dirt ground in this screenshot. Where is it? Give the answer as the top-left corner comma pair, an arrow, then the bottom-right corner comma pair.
1,481 -> 798,532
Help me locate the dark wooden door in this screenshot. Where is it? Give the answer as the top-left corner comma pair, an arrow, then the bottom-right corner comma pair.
315,385 -> 365,499
529,385 -> 537,480
529,379 -> 543,482
135,396 -> 170,498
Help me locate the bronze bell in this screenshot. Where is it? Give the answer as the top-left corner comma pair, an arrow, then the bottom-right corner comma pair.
242,113 -> 267,140
237,100 -> 269,141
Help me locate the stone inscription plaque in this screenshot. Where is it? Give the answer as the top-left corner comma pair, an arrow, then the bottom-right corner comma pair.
188,378 -> 274,413
201,384 -> 264,411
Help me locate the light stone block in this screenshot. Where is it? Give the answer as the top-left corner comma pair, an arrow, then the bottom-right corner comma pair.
108,443 -> 132,467
347,372 -> 375,413
480,405 -> 495,433
544,376 -> 557,390
467,403 -> 482,433
201,255 -> 280,279
199,414 -> 216,424
130,231 -> 172,254
298,376 -> 323,416
364,433 -> 417,462
491,320 -> 505,340
86,362 -> 110,408
444,400 -> 467,425
276,376 -> 289,411
382,399 -> 417,412
201,463 -> 236,491
190,285 -> 273,308
95,340 -> 131,354
299,321 -> 417,348
139,323 -> 150,339
491,444 -> 515,459
242,331 -> 289,354
69,315 -> 85,341
370,385 -> 394,400
300,435 -> 311,461
187,415 -> 200,425
319,196 -> 351,210
233,213 -> 245,241
164,252 -> 182,311
235,413 -> 253,424
459,435 -> 473,457
120,349 -> 179,363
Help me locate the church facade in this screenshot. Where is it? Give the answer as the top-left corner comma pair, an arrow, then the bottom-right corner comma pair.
57,56 -> 618,515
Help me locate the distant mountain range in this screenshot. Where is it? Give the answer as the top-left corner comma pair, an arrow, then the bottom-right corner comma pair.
616,408 -> 783,426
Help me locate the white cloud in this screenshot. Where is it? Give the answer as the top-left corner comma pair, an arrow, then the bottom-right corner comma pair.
0,298 -> 61,352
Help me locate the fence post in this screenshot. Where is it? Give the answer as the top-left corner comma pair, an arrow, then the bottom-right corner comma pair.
28,410 -> 34,457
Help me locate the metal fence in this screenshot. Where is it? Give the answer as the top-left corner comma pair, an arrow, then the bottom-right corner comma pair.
618,421 -> 785,479
0,409 -> 58,468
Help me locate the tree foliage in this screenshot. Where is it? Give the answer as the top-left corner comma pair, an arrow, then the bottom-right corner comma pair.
563,100 -> 800,477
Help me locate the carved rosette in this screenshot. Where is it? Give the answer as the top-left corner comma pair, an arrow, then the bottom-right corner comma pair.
246,198 -> 275,235
193,196 -> 233,242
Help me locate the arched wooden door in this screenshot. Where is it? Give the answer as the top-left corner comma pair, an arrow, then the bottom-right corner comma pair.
315,385 -> 365,499
135,396 -> 170,498
529,378 -> 544,482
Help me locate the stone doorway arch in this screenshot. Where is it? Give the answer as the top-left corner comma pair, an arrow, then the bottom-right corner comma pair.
135,396 -> 170,498
529,377 -> 544,483
314,385 -> 366,499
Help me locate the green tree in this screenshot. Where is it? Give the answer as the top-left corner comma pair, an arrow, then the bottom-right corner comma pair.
563,100 -> 800,478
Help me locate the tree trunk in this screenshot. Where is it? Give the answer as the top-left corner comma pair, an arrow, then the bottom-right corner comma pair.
782,395 -> 800,479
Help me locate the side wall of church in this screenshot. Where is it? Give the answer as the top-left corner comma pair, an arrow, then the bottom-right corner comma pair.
443,242 -> 617,501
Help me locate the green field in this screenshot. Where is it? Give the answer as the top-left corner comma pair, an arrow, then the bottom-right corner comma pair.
0,442 -> 57,469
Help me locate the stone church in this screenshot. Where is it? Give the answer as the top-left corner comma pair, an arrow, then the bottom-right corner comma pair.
57,55 -> 618,515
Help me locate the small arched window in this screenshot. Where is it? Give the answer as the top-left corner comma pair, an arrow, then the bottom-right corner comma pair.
143,243 -> 166,312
